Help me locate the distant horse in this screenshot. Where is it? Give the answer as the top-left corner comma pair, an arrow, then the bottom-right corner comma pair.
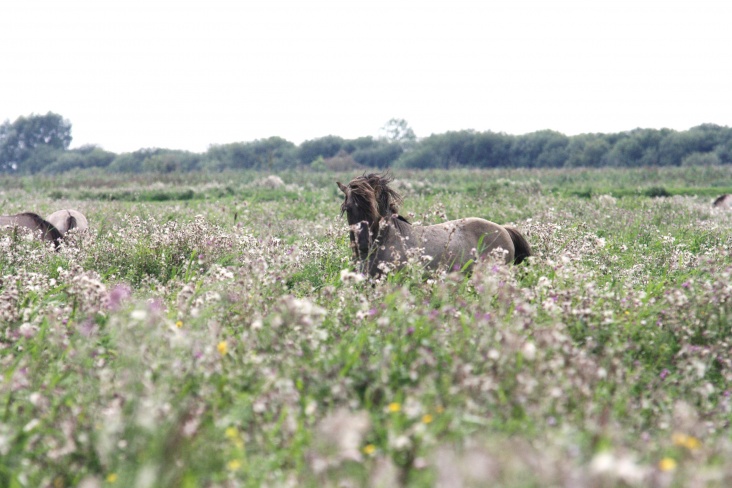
46,209 -> 89,235
713,194 -> 732,209
0,212 -> 62,248
337,173 -> 531,277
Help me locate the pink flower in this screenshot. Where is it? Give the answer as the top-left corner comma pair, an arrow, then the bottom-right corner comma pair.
107,284 -> 132,311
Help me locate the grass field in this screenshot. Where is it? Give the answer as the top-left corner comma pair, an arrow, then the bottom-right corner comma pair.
1,167 -> 732,487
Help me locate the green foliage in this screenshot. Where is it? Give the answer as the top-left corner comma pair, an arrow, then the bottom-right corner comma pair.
107,148 -> 203,173
298,135 -> 346,164
204,137 -> 296,171
5,111 -> 732,180
0,112 -> 72,172
379,118 -> 416,149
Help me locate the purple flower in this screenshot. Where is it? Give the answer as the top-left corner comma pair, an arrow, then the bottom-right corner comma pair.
107,284 -> 132,311
148,298 -> 165,314
660,368 -> 669,380
78,319 -> 98,338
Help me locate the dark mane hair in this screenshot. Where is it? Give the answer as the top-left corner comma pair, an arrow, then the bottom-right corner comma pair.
339,177 -> 377,224
341,172 -> 409,228
0,212 -> 63,248
363,173 -> 403,217
20,212 -> 63,246
713,194 -> 730,207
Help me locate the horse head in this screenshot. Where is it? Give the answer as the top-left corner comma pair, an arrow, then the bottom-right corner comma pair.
337,173 -> 404,223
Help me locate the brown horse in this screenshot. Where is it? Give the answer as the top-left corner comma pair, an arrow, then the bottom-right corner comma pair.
0,213 -> 62,248
337,173 -> 531,277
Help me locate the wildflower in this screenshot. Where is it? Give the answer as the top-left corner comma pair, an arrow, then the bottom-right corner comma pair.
522,342 -> 537,361
130,309 -> 147,321
225,426 -> 244,449
658,457 -> 677,471
227,459 -> 242,471
340,269 -> 365,283
217,341 -> 228,356
672,433 -> 701,450
175,320 -> 183,328
107,284 -> 132,311
388,402 -> 401,413
363,444 -> 376,455
225,427 -> 238,440
106,473 -> 118,483
309,408 -> 371,472
422,414 -> 433,424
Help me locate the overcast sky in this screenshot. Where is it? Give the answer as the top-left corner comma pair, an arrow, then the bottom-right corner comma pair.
1,0 -> 730,154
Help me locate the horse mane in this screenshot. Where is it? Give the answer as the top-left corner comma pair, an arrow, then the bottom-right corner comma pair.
363,173 -> 404,218
344,177 -> 380,224
3,212 -> 63,248
713,194 -> 730,207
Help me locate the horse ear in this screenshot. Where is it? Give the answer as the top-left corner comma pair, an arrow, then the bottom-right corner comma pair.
337,181 -> 348,194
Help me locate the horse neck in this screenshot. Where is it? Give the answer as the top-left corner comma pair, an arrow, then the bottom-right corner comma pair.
366,213 -> 413,255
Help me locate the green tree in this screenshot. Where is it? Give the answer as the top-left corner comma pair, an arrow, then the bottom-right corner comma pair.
42,145 -> 116,174
509,130 -> 568,168
379,118 -> 416,149
565,134 -> 611,167
205,137 -> 296,171
297,136 -> 345,165
0,112 -> 72,172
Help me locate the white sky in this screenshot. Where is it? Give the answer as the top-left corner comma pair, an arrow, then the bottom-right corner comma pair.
1,0 -> 731,154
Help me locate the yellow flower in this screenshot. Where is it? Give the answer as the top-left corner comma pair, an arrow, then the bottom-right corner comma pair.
175,320 -> 183,328
672,433 -> 701,450
388,402 -> 401,413
422,414 -> 433,424
217,341 -> 228,356
363,444 -> 376,455
225,427 -> 238,440
659,457 -> 677,471
435,406 -> 445,414
227,459 -> 242,471
106,473 -> 118,483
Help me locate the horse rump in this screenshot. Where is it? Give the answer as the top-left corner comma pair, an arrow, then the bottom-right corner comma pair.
505,227 -> 531,264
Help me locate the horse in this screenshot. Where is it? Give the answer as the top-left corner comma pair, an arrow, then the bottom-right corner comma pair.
46,209 -> 89,235
337,173 -> 531,277
713,194 -> 732,209
0,212 -> 63,248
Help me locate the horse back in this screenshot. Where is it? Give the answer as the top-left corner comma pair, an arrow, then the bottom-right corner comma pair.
412,218 -> 515,267
0,213 -> 62,246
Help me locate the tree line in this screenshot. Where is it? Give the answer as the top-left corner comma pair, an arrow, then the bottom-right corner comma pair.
2,113 -> 732,174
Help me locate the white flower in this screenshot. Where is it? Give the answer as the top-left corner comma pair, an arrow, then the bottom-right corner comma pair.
522,342 -> 537,361
130,309 -> 147,321
340,269 -> 365,283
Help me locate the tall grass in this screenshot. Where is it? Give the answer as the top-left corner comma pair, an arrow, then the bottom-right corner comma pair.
1,167 -> 731,486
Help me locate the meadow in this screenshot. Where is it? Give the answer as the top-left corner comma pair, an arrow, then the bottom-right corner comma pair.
1,166 -> 732,487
